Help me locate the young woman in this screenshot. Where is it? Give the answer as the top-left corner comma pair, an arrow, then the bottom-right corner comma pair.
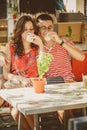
3,15 -> 43,130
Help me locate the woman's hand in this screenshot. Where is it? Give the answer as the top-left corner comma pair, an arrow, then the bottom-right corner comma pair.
7,74 -> 33,88
33,35 -> 43,50
22,78 -> 33,87
26,33 -> 43,51
16,76 -> 33,87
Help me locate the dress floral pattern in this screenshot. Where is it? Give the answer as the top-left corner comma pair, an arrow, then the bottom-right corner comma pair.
10,42 -> 38,78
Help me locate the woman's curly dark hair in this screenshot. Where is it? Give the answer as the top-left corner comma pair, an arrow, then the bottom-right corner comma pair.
13,15 -> 37,56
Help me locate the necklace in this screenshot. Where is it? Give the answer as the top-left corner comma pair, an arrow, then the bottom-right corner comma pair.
14,54 -> 31,77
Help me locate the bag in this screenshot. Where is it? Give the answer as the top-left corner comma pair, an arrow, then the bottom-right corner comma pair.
46,76 -> 65,84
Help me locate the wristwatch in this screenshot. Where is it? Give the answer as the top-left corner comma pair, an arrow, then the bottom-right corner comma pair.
60,38 -> 67,46
60,40 -> 65,46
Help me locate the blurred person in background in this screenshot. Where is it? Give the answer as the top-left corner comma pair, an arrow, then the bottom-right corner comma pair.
55,0 -> 67,12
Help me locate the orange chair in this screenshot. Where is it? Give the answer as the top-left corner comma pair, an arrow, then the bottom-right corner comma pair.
72,52 -> 87,81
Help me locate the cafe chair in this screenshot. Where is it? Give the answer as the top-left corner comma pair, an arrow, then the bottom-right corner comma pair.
0,107 -> 17,130
68,116 -> 87,130
38,76 -> 65,130
72,52 -> 87,81
0,82 -> 17,130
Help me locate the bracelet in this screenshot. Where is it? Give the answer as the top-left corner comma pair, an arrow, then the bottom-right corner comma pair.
60,40 -> 65,46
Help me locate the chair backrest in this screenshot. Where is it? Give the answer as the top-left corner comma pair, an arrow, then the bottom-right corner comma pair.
72,52 -> 87,81
68,116 -> 87,130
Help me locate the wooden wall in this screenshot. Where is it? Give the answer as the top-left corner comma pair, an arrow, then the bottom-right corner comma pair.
19,0 -> 55,14
0,0 -> 7,19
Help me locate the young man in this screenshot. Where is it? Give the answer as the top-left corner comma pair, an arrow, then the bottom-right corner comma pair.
36,13 -> 85,126
36,13 -> 85,82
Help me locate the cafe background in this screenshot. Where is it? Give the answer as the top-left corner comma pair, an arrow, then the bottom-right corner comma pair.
0,1 -> 87,130
0,0 -> 87,50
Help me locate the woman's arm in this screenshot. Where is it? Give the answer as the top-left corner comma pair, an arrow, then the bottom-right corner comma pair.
3,43 -> 13,80
0,51 -> 5,67
3,43 -> 33,87
3,43 -> 19,80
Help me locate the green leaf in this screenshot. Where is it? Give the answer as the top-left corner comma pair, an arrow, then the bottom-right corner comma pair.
65,26 -> 72,38
37,52 -> 53,78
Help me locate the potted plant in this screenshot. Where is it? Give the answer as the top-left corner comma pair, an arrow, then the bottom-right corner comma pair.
65,26 -> 72,39
32,52 -> 53,93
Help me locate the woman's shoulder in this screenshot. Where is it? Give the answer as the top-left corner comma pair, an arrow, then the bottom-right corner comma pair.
5,41 -> 15,54
9,41 -> 14,46
6,41 -> 14,48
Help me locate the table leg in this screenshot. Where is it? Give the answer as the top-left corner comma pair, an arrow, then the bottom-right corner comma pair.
82,108 -> 87,116
18,112 -> 22,130
64,110 -> 68,130
34,114 -> 39,130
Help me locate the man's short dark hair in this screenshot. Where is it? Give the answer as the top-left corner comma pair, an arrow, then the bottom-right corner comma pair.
36,13 -> 54,24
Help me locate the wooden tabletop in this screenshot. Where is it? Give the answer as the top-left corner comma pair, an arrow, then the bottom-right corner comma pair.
0,82 -> 87,115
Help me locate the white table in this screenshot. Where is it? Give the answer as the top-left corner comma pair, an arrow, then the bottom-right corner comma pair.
0,82 -> 87,130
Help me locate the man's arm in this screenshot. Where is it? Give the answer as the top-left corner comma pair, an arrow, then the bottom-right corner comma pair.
60,40 -> 85,61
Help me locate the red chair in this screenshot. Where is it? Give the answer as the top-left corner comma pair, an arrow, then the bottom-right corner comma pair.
72,52 -> 87,81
